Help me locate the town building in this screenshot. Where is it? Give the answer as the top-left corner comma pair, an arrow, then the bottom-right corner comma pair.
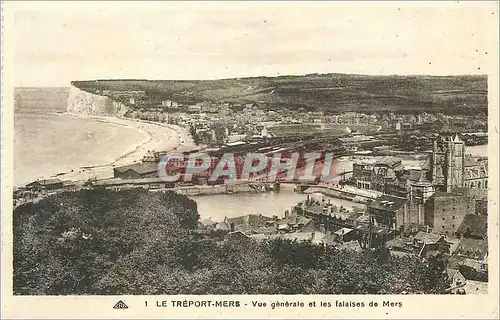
350,135 -> 488,236
333,227 -> 356,242
25,178 -> 64,192
464,154 -> 488,189
430,135 -> 488,192
113,162 -> 158,179
187,105 -> 202,114
412,231 -> 451,258
278,211 -> 316,233
367,195 -> 405,230
403,172 -> 436,228
451,238 -> 488,276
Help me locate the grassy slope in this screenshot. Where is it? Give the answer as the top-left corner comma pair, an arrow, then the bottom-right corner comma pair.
72,73 -> 487,115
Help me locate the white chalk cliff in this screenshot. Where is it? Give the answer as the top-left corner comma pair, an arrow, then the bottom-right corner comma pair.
67,85 -> 130,116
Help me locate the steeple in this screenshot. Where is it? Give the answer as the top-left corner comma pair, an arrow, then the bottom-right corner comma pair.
452,134 -> 462,143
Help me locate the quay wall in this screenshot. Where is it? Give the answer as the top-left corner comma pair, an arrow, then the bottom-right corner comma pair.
303,185 -> 381,203
67,85 -> 130,116
174,184 -> 255,196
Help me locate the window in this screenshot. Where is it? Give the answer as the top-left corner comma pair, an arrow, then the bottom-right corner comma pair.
442,217 -> 445,220
442,226 -> 445,229
452,225 -> 455,228
452,216 -> 455,220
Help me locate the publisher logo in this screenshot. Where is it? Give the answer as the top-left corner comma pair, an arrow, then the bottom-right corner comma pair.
113,300 -> 129,309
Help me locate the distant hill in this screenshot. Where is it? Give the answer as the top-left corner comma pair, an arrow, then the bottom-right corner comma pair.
72,73 -> 487,115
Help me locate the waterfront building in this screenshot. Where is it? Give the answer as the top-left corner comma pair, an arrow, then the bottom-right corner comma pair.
25,178 -> 64,192
352,156 -> 405,195
113,162 -> 158,179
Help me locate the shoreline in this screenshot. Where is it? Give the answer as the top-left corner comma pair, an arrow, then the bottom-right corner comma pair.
20,113 -> 192,186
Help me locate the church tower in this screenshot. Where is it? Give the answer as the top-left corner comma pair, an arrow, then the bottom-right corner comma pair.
446,135 -> 465,192
431,135 -> 465,192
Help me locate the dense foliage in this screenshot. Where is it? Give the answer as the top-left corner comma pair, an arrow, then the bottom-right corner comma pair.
14,189 -> 449,295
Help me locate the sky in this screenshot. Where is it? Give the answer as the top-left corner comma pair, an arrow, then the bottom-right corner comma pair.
6,1 -> 499,87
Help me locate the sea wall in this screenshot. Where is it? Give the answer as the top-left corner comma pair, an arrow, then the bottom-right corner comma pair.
67,85 -> 130,116
174,184 -> 256,196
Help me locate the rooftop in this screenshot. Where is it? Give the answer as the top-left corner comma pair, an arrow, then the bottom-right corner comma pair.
464,154 -> 479,167
26,178 -> 63,186
456,214 -> 487,239
333,227 -> 354,236
369,195 -> 405,212
353,158 -> 378,166
228,214 -> 273,228
375,156 -> 402,167
414,231 -> 446,244
280,214 -> 312,226
453,238 -> 488,260
113,162 -> 158,174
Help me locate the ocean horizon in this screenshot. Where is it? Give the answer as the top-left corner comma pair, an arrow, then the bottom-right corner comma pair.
14,87 -> 148,185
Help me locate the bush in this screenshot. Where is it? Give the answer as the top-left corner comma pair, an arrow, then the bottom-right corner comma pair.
14,189 -> 450,295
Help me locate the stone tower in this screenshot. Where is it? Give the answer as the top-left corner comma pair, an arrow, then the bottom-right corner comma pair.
405,172 -> 435,227
431,135 -> 465,192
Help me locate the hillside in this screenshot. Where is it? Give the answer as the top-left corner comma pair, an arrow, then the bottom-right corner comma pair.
72,73 -> 487,115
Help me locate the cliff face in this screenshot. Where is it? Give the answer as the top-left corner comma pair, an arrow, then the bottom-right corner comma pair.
67,86 -> 130,116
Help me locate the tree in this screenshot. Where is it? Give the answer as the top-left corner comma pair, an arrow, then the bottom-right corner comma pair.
14,189 -> 451,295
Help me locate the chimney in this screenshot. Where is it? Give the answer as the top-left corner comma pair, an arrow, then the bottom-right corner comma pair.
284,210 -> 290,219
230,222 -> 235,232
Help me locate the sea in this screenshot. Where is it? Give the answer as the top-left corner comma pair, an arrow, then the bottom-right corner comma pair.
14,87 -> 146,186
14,87 -> 489,221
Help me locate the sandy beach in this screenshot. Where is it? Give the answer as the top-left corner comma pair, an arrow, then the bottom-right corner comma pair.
43,114 -> 194,183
